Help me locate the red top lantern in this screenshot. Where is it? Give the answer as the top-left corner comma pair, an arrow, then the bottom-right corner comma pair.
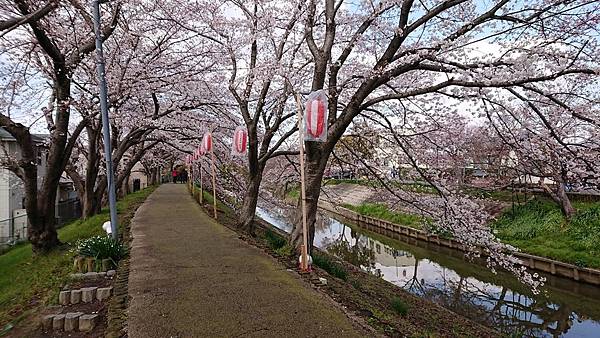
304,90 -> 328,142
232,126 -> 248,156
202,132 -> 213,153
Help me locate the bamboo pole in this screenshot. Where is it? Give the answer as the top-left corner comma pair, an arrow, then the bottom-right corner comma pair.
210,147 -> 218,219
293,93 -> 309,271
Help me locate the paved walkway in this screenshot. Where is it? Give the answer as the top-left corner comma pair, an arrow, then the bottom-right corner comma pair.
127,184 -> 365,337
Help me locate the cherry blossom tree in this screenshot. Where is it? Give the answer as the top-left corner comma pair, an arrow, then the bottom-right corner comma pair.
0,0 -> 120,252
164,0 -> 308,234
288,0 -> 598,289
483,87 -> 600,218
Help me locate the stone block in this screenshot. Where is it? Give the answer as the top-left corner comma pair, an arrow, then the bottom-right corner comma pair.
107,270 -> 116,277
86,258 -> 95,273
98,271 -> 107,278
79,314 -> 99,332
41,315 -> 54,330
69,273 -> 85,280
81,287 -> 98,303
64,312 -> 82,332
70,289 -> 81,304
101,258 -> 112,272
59,291 -> 70,305
73,257 -> 85,273
52,314 -> 65,330
96,287 -> 113,301
84,272 -> 99,278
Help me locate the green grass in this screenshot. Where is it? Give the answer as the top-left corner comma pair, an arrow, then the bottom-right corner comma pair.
194,184 -> 234,214
313,253 -> 348,280
264,229 -> 287,250
286,188 -> 299,200
390,297 -> 409,316
494,198 -> 600,268
0,187 -> 155,329
342,203 -> 424,229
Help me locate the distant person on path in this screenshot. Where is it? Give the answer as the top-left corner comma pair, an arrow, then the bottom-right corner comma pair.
181,169 -> 188,183
172,169 -> 178,183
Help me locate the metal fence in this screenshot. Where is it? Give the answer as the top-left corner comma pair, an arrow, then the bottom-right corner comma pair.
56,198 -> 82,226
0,214 -> 28,249
0,199 -> 82,250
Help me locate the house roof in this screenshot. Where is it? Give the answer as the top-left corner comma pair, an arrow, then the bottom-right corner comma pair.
0,127 -> 50,144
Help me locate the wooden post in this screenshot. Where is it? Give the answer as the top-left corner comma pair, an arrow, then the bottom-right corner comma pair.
199,160 -> 203,203
210,147 -> 218,219
190,163 -> 194,194
294,93 -> 309,271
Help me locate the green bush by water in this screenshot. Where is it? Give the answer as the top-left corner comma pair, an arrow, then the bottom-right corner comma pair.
264,229 -> 287,250
274,244 -> 293,257
313,253 -> 348,281
343,203 -> 423,229
495,198 -> 600,268
390,297 -> 409,316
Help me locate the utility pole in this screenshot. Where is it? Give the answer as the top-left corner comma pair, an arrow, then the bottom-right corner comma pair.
92,0 -> 118,239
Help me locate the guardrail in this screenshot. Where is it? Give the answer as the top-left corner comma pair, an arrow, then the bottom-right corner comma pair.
317,201 -> 600,286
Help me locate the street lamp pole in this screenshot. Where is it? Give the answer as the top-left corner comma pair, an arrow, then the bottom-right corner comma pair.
92,0 -> 118,239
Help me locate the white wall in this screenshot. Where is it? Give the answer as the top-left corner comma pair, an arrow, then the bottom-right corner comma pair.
0,168 -> 11,239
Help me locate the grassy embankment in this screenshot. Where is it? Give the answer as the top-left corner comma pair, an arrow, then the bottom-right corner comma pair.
342,203 -> 424,230
0,187 -> 156,331
494,198 -> 600,268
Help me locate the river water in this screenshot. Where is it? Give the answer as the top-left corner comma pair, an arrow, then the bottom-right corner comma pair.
256,204 -> 600,338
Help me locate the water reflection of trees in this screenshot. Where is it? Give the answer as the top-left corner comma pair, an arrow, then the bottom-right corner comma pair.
415,262 -> 578,337
322,225 -> 376,271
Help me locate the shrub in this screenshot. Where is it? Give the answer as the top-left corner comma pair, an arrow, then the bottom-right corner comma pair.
77,236 -> 127,264
264,229 -> 287,250
390,297 -> 409,316
313,253 -> 348,280
274,244 -> 293,257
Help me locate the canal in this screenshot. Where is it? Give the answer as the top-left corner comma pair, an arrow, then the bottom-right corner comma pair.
257,204 -> 600,338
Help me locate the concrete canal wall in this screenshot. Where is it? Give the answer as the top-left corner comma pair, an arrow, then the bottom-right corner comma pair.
317,201 -> 600,286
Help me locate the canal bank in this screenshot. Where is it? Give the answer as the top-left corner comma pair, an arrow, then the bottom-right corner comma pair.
256,201 -> 600,338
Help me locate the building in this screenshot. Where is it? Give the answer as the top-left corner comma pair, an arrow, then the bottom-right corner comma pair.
0,128 -> 80,244
0,128 -> 49,243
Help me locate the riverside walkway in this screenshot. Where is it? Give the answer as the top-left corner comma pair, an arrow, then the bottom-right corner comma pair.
127,184 -> 365,337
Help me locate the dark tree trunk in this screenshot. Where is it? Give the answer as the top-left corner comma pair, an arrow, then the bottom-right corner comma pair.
555,183 -> 575,219
239,170 -> 263,234
542,180 -> 575,220
28,75 -> 72,252
238,124 -> 264,234
291,144 -> 329,255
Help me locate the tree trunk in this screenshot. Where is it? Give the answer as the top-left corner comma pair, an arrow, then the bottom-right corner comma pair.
28,75 -> 71,252
556,183 -> 575,219
83,190 -> 102,218
238,122 -> 264,235
291,144 -> 329,255
239,170 -> 263,234
542,181 -> 575,219
27,218 -> 59,253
